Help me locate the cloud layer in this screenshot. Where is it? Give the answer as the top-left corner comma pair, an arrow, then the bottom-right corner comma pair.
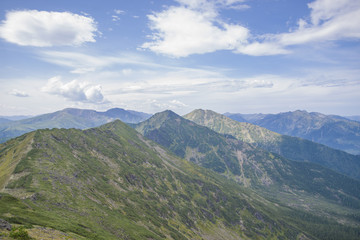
275,0 -> 360,46
142,0 -> 360,57
9,89 -> 29,97
42,76 -> 106,104
0,10 -> 97,47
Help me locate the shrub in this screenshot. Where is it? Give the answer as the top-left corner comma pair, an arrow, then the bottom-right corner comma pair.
9,226 -> 33,240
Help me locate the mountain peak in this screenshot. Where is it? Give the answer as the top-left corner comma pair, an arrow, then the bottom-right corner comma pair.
104,107 -> 126,116
185,109 -> 224,120
152,110 -> 181,121
134,110 -> 182,132
192,109 -> 217,114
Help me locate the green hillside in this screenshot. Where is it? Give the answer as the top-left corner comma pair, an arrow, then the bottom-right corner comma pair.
0,120 -> 323,239
184,109 -> 360,180
134,111 -> 360,222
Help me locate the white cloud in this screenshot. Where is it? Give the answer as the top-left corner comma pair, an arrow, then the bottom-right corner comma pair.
112,15 -> 121,22
242,0 -> 360,52
132,99 -> 189,113
236,42 -> 290,56
142,0 -> 360,57
142,6 -> 249,57
278,1 -> 360,46
122,69 -> 133,75
0,10 -> 97,47
308,0 -> 357,25
170,99 -> 188,107
114,9 -> 125,15
41,76 -> 107,104
176,0 -> 247,10
40,51 -> 168,74
228,4 -> 250,10
9,89 -> 29,97
112,9 -> 125,22
40,51 -> 122,74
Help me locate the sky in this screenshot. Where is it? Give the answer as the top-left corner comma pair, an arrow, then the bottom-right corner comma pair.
0,0 -> 359,116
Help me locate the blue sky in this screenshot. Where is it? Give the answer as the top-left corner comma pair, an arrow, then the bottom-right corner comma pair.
0,0 -> 359,116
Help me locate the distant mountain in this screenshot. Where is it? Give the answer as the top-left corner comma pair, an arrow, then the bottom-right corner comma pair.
226,110 -> 360,155
103,108 -> 151,122
224,113 -> 266,122
134,110 -> 360,239
0,115 -> 32,121
0,118 -> 12,124
345,115 -> 360,122
184,109 -> 360,180
0,108 -> 151,143
1,119 -> 336,239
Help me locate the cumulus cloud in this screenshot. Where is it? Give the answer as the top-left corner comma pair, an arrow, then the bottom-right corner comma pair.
41,76 -> 107,104
9,89 -> 29,97
0,10 -> 97,47
142,4 -> 249,57
142,0 -> 360,57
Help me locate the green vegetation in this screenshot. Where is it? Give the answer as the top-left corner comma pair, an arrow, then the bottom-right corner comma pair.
1,117 -> 359,239
135,110 -> 239,175
10,226 -> 33,240
135,110 -> 360,239
184,109 -> 360,180
0,120 -> 304,239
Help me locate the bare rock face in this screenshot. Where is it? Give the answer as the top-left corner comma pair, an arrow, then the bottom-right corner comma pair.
0,218 -> 12,231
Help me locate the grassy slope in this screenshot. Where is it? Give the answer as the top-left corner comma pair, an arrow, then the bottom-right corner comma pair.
0,120 -> 316,240
134,111 -> 360,229
184,109 -> 360,180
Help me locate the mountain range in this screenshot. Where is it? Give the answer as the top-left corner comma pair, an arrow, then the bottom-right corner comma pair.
1,119 -> 348,239
345,116 -> 360,122
225,110 -> 360,155
0,107 -> 360,239
134,110 -> 360,219
0,108 -> 151,144
185,109 -> 360,181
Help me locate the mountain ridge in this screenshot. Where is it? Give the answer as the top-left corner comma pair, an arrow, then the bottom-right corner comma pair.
184,109 -> 360,180
134,110 -> 360,210
0,107 -> 151,144
225,110 -> 360,154
0,119 -> 327,240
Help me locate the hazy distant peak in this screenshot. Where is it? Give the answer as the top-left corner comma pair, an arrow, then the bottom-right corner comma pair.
147,110 -> 182,125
